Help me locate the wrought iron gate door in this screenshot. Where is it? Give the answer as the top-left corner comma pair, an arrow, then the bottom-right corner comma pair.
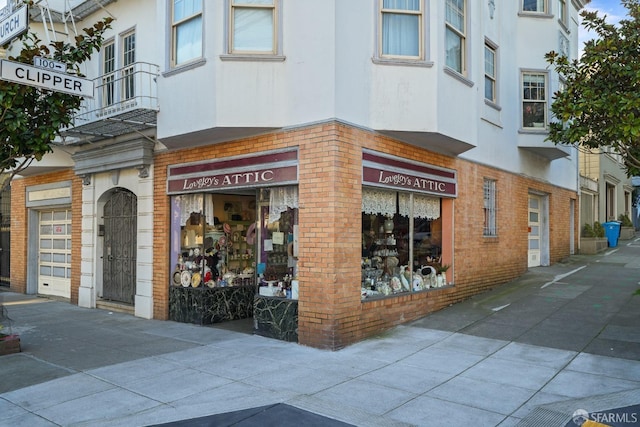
103,189 -> 137,304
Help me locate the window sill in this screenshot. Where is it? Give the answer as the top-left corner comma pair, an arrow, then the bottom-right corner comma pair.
444,67 -> 474,88
219,54 -> 286,62
163,58 -> 207,78
484,99 -> 502,111
371,57 -> 434,68
517,12 -> 553,19
519,127 -> 549,134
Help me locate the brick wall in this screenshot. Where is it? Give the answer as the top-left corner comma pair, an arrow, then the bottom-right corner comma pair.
153,121 -> 577,349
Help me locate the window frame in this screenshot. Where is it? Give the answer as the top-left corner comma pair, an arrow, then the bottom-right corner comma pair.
521,71 -> 548,130
229,0 -> 278,55
521,0 -> 548,13
378,0 -> 424,61
484,41 -> 497,104
445,0 -> 466,75
101,38 -> 116,108
483,179 -> 497,237
171,0 -> 203,68
558,0 -> 568,27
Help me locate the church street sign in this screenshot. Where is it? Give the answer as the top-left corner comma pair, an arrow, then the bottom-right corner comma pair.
0,59 -> 94,97
0,5 -> 27,46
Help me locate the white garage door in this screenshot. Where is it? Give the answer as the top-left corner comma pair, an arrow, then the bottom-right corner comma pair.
38,210 -> 72,298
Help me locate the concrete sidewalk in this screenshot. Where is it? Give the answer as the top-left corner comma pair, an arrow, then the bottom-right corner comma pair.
1,238 -> 640,426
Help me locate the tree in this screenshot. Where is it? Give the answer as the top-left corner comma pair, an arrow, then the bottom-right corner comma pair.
545,0 -> 640,176
0,1 -> 112,191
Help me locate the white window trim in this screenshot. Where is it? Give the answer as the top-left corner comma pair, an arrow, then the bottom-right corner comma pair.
444,0 -> 467,76
557,0 -> 569,31
519,0 -> 553,17
372,0 -> 432,66
484,38 -> 498,106
223,0 -> 283,60
520,70 -> 549,132
170,0 -> 204,69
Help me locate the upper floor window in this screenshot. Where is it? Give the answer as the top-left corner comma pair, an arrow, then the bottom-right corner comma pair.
522,72 -> 547,129
171,0 -> 203,66
101,31 -> 137,107
102,40 -> 115,106
445,0 -> 465,74
230,0 -> 277,54
380,0 -> 422,59
484,43 -> 496,103
522,0 -> 547,13
558,0 -> 567,26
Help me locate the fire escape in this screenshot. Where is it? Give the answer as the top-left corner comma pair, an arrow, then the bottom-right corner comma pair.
30,0 -> 159,145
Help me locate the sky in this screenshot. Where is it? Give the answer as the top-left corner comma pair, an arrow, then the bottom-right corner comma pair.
579,0 -> 628,47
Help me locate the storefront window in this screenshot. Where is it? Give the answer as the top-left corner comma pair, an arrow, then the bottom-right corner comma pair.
169,187 -> 298,296
361,188 -> 444,299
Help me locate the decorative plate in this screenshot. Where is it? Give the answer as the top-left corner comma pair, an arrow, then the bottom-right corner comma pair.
173,270 -> 182,286
180,270 -> 192,287
191,272 -> 201,288
206,280 -> 216,288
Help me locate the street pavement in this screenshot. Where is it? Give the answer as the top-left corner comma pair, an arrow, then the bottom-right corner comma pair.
1,236 -> 640,426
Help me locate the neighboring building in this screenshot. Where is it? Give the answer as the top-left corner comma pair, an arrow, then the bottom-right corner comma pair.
6,0 -> 587,350
579,147 -> 635,235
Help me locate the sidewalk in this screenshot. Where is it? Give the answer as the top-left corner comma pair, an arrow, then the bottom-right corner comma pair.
1,238 -> 640,426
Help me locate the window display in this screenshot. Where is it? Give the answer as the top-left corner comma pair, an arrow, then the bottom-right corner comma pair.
169,187 -> 299,296
170,193 -> 256,289
361,188 -> 446,299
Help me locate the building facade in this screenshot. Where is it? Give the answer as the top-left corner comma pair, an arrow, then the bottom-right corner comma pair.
7,0 -> 586,349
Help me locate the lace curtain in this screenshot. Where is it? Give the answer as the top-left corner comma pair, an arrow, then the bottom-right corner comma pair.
363,188 -> 440,219
362,188 -> 396,217
269,186 -> 299,223
400,193 -> 440,219
177,194 -> 215,225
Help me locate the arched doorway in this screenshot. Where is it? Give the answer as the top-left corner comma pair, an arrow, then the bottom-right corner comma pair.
103,188 -> 137,304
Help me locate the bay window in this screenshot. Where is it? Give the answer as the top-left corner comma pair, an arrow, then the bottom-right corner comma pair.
171,0 -> 203,66
445,0 -> 466,74
522,72 -> 547,129
230,0 -> 277,54
380,0 -> 422,59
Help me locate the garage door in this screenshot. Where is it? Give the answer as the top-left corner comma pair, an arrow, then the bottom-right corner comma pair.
38,210 -> 72,298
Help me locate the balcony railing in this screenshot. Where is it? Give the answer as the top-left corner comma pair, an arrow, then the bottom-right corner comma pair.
60,62 -> 160,144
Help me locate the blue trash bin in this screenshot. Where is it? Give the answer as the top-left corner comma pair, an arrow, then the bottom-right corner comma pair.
603,221 -> 621,247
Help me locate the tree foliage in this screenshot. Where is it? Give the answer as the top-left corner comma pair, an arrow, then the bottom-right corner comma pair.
546,0 -> 640,176
0,1 -> 112,190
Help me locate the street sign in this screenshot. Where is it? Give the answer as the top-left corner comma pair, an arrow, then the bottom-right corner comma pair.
33,56 -> 66,72
0,59 -> 94,98
0,5 -> 27,46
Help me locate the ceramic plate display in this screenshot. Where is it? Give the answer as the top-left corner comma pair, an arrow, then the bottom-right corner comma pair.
180,270 -> 192,287
206,280 -> 216,288
173,270 -> 182,286
191,272 -> 201,288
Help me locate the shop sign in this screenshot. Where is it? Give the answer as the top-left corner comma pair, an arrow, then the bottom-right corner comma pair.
362,149 -> 457,197
167,148 -> 298,194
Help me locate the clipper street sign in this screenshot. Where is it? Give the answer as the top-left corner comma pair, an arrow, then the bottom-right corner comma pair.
0,5 -> 27,45
0,59 -> 94,97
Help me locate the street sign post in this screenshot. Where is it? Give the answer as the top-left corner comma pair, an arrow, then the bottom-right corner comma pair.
0,5 -> 27,46
0,59 -> 94,97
